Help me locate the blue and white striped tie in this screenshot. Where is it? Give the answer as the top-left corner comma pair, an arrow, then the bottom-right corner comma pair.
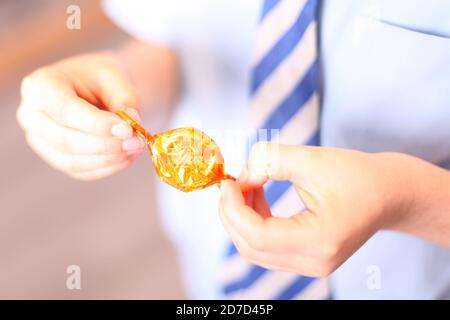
221,0 -> 331,300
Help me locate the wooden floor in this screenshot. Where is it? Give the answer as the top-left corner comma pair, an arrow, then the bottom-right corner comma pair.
0,0 -> 184,299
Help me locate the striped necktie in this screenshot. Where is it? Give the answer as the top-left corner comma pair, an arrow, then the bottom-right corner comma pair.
221,0 -> 331,299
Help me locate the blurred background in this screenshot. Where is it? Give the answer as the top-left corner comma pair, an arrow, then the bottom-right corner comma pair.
0,0 -> 184,299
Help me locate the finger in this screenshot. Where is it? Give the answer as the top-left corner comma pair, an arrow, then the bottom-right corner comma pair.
240,142 -> 318,189
253,186 -> 271,219
69,161 -> 133,181
43,94 -> 126,138
26,134 -> 68,173
110,107 -> 143,140
123,107 -> 143,124
94,66 -> 140,112
22,71 -> 128,137
240,187 -> 270,218
26,134 -> 138,174
242,188 -> 254,207
219,223 -> 291,273
218,199 -> 289,271
219,193 -> 322,275
220,180 -> 314,254
20,109 -> 144,155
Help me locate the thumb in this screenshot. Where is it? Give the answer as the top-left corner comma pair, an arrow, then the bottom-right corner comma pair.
239,142 -> 318,189
95,65 -> 140,113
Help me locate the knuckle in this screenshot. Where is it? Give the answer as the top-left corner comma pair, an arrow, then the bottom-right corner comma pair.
250,141 -> 272,159
96,139 -> 120,155
21,68 -> 52,95
310,239 -> 341,276
249,142 -> 281,176
57,104 -> 69,126
246,229 -> 266,252
20,68 -> 62,116
65,156 -> 87,174
103,154 -> 126,166
320,240 -> 340,260
60,132 -> 74,154
94,141 -> 109,155
296,256 -> 335,277
310,259 -> 337,277
234,240 -> 254,261
20,75 -> 33,97
20,72 -> 40,96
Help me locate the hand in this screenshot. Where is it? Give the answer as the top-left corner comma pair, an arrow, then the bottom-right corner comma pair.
17,52 -> 145,180
219,142 -> 430,276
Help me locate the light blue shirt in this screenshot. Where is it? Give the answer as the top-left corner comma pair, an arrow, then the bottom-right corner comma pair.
104,0 -> 450,299
321,0 -> 450,299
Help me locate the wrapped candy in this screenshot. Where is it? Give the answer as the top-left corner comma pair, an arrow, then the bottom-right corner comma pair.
116,111 -> 234,192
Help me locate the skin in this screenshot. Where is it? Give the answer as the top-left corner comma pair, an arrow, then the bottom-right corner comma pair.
17,39 -> 450,275
17,41 -> 178,180
219,143 -> 450,276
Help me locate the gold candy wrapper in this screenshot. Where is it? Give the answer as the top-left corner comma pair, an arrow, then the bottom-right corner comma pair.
116,111 -> 234,192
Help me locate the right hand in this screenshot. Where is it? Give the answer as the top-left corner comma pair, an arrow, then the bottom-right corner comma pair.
17,52 -> 145,180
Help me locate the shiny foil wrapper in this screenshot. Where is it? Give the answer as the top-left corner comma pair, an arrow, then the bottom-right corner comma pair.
150,127 -> 226,192
116,111 -> 232,192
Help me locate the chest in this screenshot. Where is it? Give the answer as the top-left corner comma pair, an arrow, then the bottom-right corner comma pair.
320,0 -> 450,164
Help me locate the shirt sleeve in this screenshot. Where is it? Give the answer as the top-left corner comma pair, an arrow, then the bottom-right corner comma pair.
102,0 -> 177,46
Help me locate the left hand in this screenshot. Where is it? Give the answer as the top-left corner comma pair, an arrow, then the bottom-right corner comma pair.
219,142 -> 424,276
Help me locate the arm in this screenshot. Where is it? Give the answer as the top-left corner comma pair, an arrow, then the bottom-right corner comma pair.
116,40 -> 179,111
219,143 -> 450,276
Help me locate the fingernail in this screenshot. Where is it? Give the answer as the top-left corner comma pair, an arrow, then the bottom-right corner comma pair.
112,122 -> 133,139
122,137 -> 145,152
125,107 -> 142,123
